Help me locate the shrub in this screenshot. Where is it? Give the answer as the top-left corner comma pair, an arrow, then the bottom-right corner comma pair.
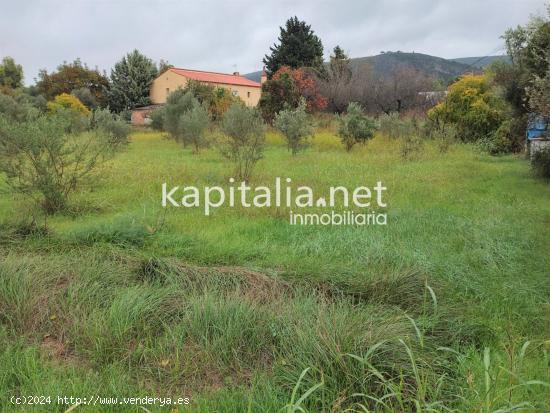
0,113 -> 120,214
433,125 -> 457,154
220,103 -> 266,181
0,93 -> 30,122
428,75 -> 506,144
181,79 -> 242,120
178,102 -> 210,154
478,119 -> 518,155
47,93 -> 90,116
337,102 -> 376,151
149,106 -> 166,131
400,134 -> 424,160
378,112 -> 420,139
531,146 -> 550,179
91,108 -> 131,146
71,87 -> 98,110
274,99 -> 314,155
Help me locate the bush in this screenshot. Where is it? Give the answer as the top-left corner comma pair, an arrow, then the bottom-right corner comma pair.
400,134 -> 424,160
178,102 -> 210,154
47,93 -> 90,116
71,87 -> 98,110
0,93 -> 30,121
378,112 -> 421,139
220,103 -> 266,181
149,106 -> 166,131
531,146 -> 550,179
274,99 -> 314,155
181,80 -> 242,120
428,75 -> 506,144
0,113 -> 120,214
478,120 -> 518,155
337,102 -> 376,151
91,108 -> 131,146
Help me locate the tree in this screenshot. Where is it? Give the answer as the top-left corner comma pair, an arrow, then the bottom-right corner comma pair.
428,75 -> 507,143
163,90 -> 197,142
274,99 -> 314,155
272,66 -> 327,112
0,57 -> 24,90
321,46 -> 353,112
527,61 -> 550,116
158,59 -> 173,75
220,103 -> 266,181
178,102 -> 210,154
36,59 -> 108,105
337,102 -> 376,151
370,68 -> 436,114
258,72 -> 300,123
181,79 -> 241,120
0,112 -> 121,214
491,8 -> 549,117
263,17 -> 324,76
71,87 -> 98,110
107,50 -> 158,112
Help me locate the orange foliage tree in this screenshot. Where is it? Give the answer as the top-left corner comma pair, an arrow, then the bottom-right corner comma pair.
272,66 -> 327,112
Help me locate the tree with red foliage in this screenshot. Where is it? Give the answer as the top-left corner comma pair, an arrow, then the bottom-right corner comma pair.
272,66 -> 328,112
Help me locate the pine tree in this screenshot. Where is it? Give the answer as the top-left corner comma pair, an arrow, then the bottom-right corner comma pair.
263,17 -> 324,77
107,50 -> 158,112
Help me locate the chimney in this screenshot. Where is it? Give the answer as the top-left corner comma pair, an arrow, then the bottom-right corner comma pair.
260,66 -> 267,85
233,71 -> 240,76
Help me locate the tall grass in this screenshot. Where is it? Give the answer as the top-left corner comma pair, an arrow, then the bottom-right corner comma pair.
0,129 -> 549,411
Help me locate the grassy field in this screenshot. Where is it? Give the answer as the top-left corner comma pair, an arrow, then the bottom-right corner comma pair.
0,128 -> 549,412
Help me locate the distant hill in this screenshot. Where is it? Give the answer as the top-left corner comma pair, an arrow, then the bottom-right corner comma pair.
244,52 -> 509,85
450,55 -> 510,68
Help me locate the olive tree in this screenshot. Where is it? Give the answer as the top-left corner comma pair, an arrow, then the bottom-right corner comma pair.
220,103 -> 265,181
178,102 -> 210,154
337,102 -> 376,151
0,112 -> 121,214
274,99 -> 313,155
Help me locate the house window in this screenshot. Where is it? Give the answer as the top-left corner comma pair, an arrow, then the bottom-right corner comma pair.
232,90 -> 238,97
166,87 -> 170,95
247,91 -> 251,98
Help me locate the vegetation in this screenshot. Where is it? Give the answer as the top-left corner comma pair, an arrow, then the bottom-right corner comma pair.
181,79 -> 242,120
531,146 -> 550,178
274,99 -> 314,155
263,16 -> 325,76
220,103 -> 266,181
178,102 -> 210,154
337,102 -> 376,151
107,50 -> 158,112
36,59 -> 109,106
259,72 -> 300,123
0,128 -> 548,411
47,93 -> 90,117
0,56 -> 24,91
428,75 -> 507,144
71,87 -> 98,110
0,112 -> 121,214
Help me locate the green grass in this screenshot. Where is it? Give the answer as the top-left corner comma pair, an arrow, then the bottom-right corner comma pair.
0,129 -> 549,412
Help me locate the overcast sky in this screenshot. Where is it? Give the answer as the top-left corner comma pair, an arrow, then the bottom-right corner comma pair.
1,0 -> 547,85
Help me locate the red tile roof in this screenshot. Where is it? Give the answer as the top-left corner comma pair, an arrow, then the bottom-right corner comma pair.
169,68 -> 261,88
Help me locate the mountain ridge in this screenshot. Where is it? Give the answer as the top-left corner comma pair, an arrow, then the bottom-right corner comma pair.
244,52 -> 509,84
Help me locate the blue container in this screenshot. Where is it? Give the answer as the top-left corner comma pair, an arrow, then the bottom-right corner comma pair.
527,114 -> 549,140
